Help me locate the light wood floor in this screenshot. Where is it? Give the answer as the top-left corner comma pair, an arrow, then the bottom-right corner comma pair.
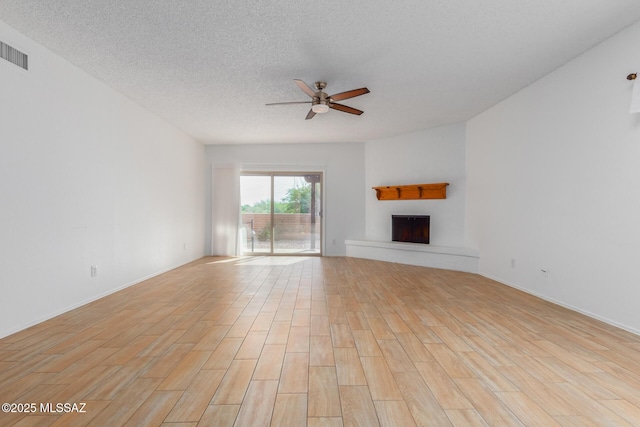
2,257 -> 640,426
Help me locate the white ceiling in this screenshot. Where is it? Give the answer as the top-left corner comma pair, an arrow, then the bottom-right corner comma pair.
2,1 -> 640,145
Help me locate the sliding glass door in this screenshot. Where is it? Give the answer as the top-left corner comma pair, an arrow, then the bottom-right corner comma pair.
240,172 -> 322,255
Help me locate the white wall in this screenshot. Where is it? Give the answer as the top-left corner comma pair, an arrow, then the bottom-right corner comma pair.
466,21 -> 640,333
365,124 -> 466,246
0,22 -> 206,338
205,143 -> 365,256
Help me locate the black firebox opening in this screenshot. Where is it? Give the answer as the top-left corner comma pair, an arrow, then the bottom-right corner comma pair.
392,215 -> 430,244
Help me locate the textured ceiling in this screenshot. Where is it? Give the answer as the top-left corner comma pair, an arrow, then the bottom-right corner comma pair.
2,1 -> 640,144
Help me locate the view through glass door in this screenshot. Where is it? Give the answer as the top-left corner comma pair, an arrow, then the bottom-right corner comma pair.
240,172 -> 322,255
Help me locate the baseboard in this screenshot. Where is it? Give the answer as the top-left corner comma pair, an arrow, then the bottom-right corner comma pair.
0,257 -> 204,339
480,272 -> 640,337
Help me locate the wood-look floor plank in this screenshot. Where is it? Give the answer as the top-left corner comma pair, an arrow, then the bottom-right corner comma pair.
453,378 -> 523,426
382,313 -> 412,334
311,300 -> 328,316
588,371 -> 640,407
308,417 -> 344,427
49,365 -> 121,403
414,361 -> 473,410
532,339 -> 603,373
431,326 -> 474,352
374,400 -> 417,427
203,337 -> 244,370
394,333 -> 433,363
233,380 -> 278,427
253,344 -> 286,380
102,335 -> 157,366
41,326 -> 104,355
35,340 -> 106,373
500,365 -> 578,416
377,339 -> 417,373
141,343 -> 194,379
339,385 -> 380,427
226,316 -> 256,338
84,356 -> 155,400
123,390 -> 183,427
310,315 -> 331,336
309,366 -> 342,417
458,351 -> 519,392
346,311 -> 369,330
212,359 -> 257,405
334,348 -> 367,386
250,312 -> 276,332
351,330 -> 382,357
292,309 -> 311,327
271,393 -> 308,427
310,335 -> 335,366
424,344 -> 476,379
198,404 -> 240,427
137,329 -> 186,358
552,415 -> 600,426
49,347 -> 113,385
546,382 -> 635,426
164,369 -> 225,422
463,335 -> 516,367
495,390 -> 562,426
235,331 -> 267,360
360,357 -> 403,400
444,409 -> 490,426
157,350 -> 212,390
366,318 -> 396,340
265,321 -> 290,345
331,324 -> 355,348
87,377 -> 162,426
176,320 -> 215,344
216,308 -> 244,326
287,326 -> 310,353
278,352 -> 309,393
394,371 -> 453,426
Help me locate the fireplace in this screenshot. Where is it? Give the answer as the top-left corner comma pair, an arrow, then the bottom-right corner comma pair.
392,215 -> 430,244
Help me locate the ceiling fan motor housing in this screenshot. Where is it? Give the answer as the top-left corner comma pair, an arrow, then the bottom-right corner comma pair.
312,95 -> 330,113
312,85 -> 330,113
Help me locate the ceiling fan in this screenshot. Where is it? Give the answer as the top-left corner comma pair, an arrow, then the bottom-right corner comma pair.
266,79 -> 370,120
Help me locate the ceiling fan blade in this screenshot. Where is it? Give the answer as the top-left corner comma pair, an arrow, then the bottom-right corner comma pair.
329,87 -> 370,102
266,101 -> 310,106
329,103 -> 364,115
294,79 -> 317,98
305,109 -> 316,120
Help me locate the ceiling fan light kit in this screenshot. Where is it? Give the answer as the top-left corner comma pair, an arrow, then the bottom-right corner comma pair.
311,103 -> 329,114
267,79 -> 369,120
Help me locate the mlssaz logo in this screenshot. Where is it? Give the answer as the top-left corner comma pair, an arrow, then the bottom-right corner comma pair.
40,402 -> 87,413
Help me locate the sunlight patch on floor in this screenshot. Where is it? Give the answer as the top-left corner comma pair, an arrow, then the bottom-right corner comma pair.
207,256 -> 312,266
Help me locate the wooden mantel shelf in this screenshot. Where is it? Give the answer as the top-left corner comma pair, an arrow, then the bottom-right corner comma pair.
372,183 -> 449,200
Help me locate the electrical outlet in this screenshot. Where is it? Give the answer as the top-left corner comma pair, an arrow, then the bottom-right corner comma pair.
510,258 -> 516,268
90,265 -> 98,277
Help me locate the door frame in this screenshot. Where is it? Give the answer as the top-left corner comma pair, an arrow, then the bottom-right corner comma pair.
240,171 -> 324,256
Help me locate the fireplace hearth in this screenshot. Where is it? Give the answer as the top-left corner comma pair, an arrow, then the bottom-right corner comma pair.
392,215 -> 430,244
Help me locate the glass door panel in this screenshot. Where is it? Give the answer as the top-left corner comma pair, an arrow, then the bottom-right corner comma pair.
240,175 -> 272,254
273,174 -> 321,254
